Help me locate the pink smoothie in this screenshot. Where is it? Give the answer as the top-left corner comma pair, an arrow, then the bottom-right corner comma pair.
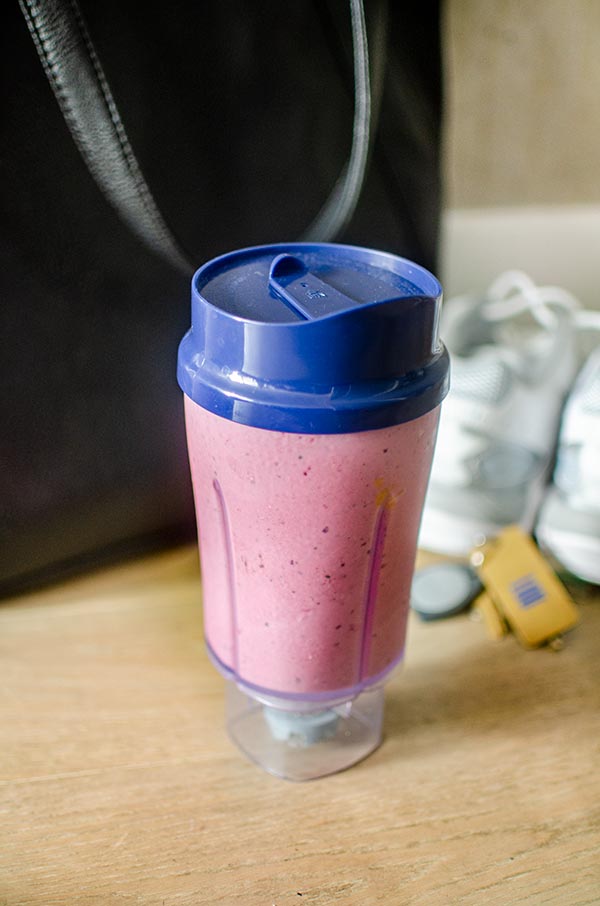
185,397 -> 439,698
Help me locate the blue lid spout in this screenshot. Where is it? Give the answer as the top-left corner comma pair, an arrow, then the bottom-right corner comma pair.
269,253 -> 371,320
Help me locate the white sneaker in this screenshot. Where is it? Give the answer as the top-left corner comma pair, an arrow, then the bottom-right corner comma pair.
419,271 -> 589,556
536,347 -> 600,584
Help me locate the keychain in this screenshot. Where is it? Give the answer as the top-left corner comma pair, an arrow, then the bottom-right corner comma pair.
471,526 -> 579,647
412,526 -> 580,648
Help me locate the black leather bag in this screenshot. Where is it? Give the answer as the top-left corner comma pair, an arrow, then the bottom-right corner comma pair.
1,0 -> 442,595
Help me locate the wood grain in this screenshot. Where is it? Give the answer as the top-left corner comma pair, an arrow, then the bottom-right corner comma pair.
1,547 -> 599,905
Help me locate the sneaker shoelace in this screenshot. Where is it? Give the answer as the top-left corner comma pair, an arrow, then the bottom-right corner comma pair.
481,269 -> 600,336
473,273 -> 600,506
437,272 -> 600,489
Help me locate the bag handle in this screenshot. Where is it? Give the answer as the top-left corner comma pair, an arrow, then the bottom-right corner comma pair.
19,0 -> 378,270
19,0 -> 191,272
302,0 -> 376,241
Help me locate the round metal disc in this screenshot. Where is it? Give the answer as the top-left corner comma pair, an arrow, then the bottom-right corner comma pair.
411,563 -> 482,621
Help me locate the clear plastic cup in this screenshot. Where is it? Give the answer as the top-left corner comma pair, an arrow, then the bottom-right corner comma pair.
178,243 -> 448,779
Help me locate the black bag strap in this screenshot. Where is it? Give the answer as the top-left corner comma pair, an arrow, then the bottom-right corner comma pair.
302,0 -> 374,241
19,0 -> 192,272
19,0 -> 379,269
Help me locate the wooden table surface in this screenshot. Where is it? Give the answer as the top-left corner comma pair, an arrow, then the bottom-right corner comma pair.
1,546 -> 599,905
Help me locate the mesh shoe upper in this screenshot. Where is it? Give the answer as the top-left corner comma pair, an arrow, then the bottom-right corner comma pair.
420,272 -> 583,555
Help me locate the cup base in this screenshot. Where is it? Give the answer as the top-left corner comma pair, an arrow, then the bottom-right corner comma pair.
224,680 -> 385,781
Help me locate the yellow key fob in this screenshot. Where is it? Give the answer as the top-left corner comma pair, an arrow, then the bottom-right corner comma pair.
472,589 -> 509,641
474,526 -> 579,648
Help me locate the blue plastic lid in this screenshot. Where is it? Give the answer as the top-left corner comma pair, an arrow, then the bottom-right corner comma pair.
177,242 -> 449,433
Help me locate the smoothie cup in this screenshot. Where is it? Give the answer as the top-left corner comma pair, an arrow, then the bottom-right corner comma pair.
178,243 -> 449,780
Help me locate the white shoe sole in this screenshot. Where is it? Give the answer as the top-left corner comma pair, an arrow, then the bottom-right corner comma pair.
419,471 -> 548,557
418,508 -> 506,556
536,524 -> 600,585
